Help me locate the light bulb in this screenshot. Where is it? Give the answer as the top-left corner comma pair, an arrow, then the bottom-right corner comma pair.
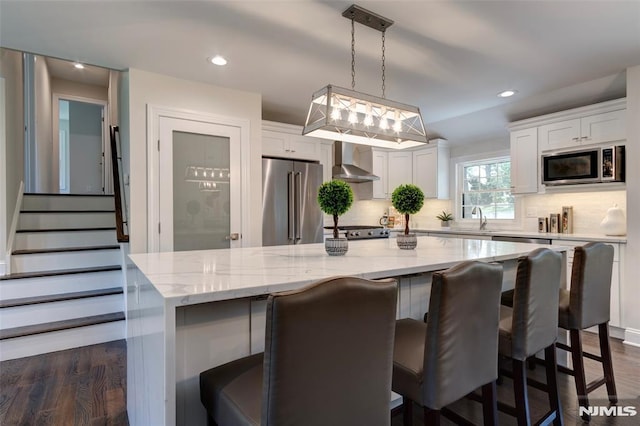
379,117 -> 389,130
393,110 -> 402,132
363,103 -> 373,126
348,99 -> 358,124
331,107 -> 342,120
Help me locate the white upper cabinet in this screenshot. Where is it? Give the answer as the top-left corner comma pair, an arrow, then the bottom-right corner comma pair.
412,140 -> 450,199
262,121 -> 320,161
510,128 -> 539,194
358,140 -> 450,200
537,106 -> 626,152
387,151 -> 413,195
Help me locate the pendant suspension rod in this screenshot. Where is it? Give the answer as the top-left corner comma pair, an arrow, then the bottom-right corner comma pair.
381,29 -> 386,99
351,17 -> 356,90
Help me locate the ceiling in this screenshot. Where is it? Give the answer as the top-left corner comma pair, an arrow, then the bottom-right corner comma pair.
1,1 -> 639,146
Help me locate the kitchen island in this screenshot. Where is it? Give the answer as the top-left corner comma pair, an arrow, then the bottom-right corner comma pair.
126,236 -> 567,426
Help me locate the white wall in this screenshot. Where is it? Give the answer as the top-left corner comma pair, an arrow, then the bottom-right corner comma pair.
0,49 -> 25,274
0,78 -> 6,273
34,54 -> 53,193
624,66 -> 640,346
126,69 -> 262,254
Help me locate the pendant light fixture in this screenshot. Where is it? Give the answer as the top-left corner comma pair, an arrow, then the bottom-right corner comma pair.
302,4 -> 427,149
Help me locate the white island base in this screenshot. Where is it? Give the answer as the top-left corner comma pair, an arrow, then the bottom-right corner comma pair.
126,236 -> 567,426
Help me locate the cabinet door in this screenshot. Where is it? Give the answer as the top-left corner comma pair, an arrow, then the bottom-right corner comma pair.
262,130 -> 289,157
371,150 -> 388,199
510,128 -> 539,194
319,142 -> 333,184
288,135 -> 320,161
580,110 -> 626,145
413,147 -> 437,198
388,151 -> 413,194
538,119 -> 581,151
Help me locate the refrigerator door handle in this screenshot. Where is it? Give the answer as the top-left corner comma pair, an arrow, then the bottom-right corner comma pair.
295,172 -> 302,241
288,172 -> 295,241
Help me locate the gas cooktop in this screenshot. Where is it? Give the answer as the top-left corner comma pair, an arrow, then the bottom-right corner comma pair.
324,225 -> 389,240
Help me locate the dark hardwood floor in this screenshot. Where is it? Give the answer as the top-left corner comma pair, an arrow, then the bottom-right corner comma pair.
0,340 -> 127,425
0,332 -> 637,425
392,332 -> 640,426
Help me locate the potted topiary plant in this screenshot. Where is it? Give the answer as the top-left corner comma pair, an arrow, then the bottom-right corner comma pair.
317,180 -> 354,256
436,211 -> 453,228
391,184 -> 425,250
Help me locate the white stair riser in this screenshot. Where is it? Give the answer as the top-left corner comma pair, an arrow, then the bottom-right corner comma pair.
0,321 -> 125,361
0,270 -> 122,299
1,294 -> 122,329
19,212 -> 115,230
11,249 -> 121,273
22,195 -> 114,211
14,229 -> 118,250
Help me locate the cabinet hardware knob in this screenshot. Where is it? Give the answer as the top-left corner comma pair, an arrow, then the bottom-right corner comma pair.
572,137 -> 579,141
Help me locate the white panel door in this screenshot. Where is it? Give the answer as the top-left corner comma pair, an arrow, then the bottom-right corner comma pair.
159,117 -> 241,252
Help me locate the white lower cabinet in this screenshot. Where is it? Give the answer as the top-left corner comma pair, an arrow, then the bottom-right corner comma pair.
551,240 -> 621,328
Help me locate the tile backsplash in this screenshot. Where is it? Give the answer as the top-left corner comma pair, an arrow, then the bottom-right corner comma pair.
334,189 -> 626,236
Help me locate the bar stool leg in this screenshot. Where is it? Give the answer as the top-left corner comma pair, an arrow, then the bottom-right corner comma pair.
544,344 -> 564,426
481,381 -> 498,426
403,397 -> 414,426
570,329 -> 590,421
513,359 -> 532,426
598,323 -> 618,404
423,407 -> 440,426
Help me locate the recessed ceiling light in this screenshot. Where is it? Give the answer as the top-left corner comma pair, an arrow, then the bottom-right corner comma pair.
73,62 -> 85,69
209,55 -> 227,66
498,89 -> 517,98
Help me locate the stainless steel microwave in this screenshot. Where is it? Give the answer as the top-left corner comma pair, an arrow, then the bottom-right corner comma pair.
541,145 -> 625,186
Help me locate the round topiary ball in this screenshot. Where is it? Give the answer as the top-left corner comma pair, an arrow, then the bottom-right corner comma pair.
317,180 -> 354,216
391,184 -> 424,215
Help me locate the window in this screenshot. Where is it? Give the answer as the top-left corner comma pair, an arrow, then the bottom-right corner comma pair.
460,157 -> 515,220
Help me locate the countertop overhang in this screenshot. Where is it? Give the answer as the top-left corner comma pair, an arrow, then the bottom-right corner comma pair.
128,236 -> 569,306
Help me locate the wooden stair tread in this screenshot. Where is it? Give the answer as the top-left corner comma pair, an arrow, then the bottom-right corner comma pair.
0,312 -> 125,340
0,287 -> 123,308
16,227 -> 117,233
23,193 -> 114,197
0,265 -> 121,281
20,210 -> 115,213
12,245 -> 121,255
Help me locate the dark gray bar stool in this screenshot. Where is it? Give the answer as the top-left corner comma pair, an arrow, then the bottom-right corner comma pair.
392,261 -> 503,425
556,242 -> 617,421
199,276 -> 398,426
498,248 -> 564,426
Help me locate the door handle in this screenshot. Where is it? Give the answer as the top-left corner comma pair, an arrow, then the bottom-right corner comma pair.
295,172 -> 302,241
288,172 -> 295,241
225,233 -> 240,241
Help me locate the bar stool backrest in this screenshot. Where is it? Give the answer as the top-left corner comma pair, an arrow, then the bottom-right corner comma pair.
261,276 -> 398,426
569,242 -> 614,329
510,248 -> 562,360
422,261 -> 503,409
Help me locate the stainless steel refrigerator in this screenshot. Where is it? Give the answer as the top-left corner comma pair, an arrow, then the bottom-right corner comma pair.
262,158 -> 323,246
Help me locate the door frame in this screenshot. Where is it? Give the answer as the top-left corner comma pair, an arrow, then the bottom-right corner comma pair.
147,105 -> 251,253
52,93 -> 110,194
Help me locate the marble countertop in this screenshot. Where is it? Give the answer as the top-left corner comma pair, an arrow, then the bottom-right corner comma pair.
128,236 -> 568,306
400,228 -> 627,243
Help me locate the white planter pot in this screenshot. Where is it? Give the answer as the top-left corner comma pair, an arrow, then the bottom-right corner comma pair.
325,238 -> 348,256
396,233 -> 417,250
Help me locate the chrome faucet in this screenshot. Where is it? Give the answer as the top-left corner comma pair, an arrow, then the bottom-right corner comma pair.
472,206 -> 488,230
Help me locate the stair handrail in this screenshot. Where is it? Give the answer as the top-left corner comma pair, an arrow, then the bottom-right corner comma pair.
109,126 -> 129,243
5,181 -> 24,275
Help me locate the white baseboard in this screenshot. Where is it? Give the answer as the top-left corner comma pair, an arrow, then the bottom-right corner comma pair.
623,328 -> 640,347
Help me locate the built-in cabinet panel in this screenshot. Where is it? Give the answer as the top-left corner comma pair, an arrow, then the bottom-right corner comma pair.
412,140 -> 450,199
537,109 -> 626,152
388,151 -> 413,195
362,140 -> 450,200
262,121 -> 322,161
510,127 -> 539,194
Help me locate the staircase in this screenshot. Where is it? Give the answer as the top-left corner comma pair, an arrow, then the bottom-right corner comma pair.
0,193 -> 126,361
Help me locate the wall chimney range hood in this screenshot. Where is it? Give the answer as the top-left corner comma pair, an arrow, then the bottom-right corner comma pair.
332,141 -> 379,183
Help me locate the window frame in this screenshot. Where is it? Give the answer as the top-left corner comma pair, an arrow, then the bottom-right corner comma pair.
455,151 -> 520,226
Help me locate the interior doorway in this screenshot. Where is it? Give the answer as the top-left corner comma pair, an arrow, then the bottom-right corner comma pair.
53,95 -> 109,194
